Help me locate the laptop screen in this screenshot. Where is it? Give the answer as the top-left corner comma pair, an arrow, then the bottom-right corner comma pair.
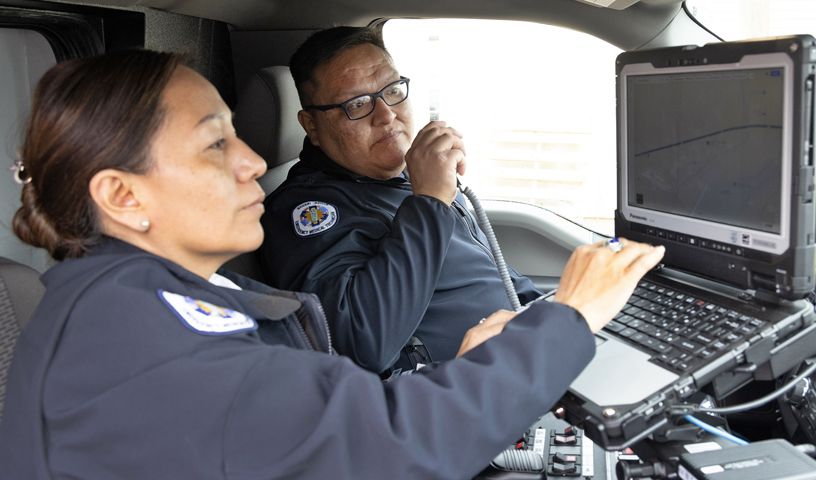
619,53 -> 793,256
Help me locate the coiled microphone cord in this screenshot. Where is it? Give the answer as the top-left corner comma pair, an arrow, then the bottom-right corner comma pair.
458,180 -> 522,311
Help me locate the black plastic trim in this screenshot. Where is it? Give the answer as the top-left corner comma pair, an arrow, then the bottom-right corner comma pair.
0,1 -> 145,61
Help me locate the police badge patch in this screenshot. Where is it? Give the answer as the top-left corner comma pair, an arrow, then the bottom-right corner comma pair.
292,201 -> 338,237
158,289 -> 258,335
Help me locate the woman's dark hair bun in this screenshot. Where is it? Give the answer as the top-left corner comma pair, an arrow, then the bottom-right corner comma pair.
13,182 -> 92,261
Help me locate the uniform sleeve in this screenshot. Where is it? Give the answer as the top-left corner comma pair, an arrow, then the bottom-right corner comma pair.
262,193 -> 458,372
221,301 -> 595,480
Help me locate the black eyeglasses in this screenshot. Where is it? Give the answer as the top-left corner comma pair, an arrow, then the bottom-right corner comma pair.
304,77 -> 410,120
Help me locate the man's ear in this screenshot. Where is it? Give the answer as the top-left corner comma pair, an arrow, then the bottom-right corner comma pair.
298,110 -> 320,147
88,169 -> 149,234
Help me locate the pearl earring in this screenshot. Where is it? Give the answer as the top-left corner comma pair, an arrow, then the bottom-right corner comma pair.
140,219 -> 150,231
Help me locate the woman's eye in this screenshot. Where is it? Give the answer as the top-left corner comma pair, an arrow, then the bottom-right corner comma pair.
209,138 -> 226,150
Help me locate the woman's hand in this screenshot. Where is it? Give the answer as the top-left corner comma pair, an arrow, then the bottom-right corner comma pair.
554,238 -> 664,333
456,309 -> 517,357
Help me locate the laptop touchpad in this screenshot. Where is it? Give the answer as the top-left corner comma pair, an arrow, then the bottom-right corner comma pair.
569,336 -> 679,406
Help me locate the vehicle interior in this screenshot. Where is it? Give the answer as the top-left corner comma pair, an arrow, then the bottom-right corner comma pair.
1,0 -> 816,478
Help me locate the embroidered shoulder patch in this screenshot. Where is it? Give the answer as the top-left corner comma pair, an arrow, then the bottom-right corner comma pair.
158,289 -> 257,335
292,201 -> 338,237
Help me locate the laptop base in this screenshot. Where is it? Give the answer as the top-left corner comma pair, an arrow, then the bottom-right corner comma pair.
554,269 -> 816,451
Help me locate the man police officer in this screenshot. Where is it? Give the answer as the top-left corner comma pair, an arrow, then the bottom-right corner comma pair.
260,26 -> 541,374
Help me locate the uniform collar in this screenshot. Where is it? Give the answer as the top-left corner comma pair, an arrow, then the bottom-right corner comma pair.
86,235 -> 150,257
67,236 -> 302,320
290,137 -> 409,185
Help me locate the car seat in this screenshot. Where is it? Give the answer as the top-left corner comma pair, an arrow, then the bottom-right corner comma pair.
0,257 -> 44,421
223,66 -> 303,282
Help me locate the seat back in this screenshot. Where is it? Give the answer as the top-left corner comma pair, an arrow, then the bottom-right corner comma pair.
234,65 -> 303,192
224,66 -> 304,281
0,256 -> 44,421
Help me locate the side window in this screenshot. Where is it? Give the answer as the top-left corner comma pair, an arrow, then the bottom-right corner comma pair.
0,28 -> 56,272
685,0 -> 816,40
383,20 -> 621,235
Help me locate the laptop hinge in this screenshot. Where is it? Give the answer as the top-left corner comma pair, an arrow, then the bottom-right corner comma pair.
658,266 -> 790,306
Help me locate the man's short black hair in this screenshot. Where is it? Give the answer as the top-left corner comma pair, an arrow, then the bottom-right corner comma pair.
290,26 -> 391,106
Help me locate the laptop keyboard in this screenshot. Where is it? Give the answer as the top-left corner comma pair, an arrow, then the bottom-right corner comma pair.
604,280 -> 767,375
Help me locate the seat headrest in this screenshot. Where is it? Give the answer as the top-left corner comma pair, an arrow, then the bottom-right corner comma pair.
234,66 -> 303,169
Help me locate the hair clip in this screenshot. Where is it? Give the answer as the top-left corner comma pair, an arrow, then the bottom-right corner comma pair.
10,160 -> 32,185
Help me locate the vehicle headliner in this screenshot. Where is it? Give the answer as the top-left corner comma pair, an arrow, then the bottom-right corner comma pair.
53,0 -> 687,50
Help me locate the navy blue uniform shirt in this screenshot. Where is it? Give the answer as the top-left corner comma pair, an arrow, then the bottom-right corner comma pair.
0,238 -> 594,479
260,139 -> 541,372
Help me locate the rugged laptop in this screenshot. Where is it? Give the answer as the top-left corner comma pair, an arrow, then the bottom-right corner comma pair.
553,35 -> 816,450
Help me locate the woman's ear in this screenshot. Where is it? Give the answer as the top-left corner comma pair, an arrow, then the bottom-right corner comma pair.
88,169 -> 151,234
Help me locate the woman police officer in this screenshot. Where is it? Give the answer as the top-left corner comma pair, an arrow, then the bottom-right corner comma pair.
0,50 -> 663,479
